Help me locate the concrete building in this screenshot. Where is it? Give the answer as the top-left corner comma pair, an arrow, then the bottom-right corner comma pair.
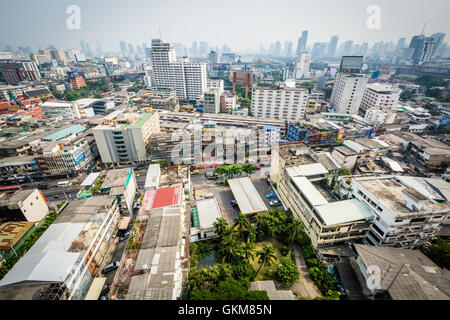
0,196 -> 120,300
101,168 -> 137,216
207,79 -> 224,96
0,189 -> 48,222
343,176 -> 450,249
251,82 -> 309,120
0,221 -> 36,260
360,83 -> 401,113
203,88 -> 220,114
276,162 -> 374,248
149,39 -> 207,100
41,101 -> 81,119
93,110 -> 160,165
191,198 -> 222,241
352,244 -> 450,300
297,52 -> 311,79
144,164 -> 160,191
329,71 -> 368,115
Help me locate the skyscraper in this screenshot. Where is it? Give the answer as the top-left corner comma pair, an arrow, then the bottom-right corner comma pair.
274,41 -> 282,56
128,43 -> 135,55
80,41 -> 86,53
311,43 -> 321,58
328,35 -> 339,58
190,41 -> 198,57
296,30 -> 308,56
297,52 -> 311,78
342,41 -> 353,56
285,41 -> 293,57
430,32 -> 446,58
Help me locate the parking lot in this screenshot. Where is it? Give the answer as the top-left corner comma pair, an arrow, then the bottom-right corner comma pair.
192,174 -> 281,225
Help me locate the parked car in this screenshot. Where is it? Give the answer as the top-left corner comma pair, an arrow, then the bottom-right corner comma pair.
191,166 -> 198,170
269,200 -> 280,206
265,193 -> 277,199
231,200 -> 238,207
119,231 -> 131,242
256,166 -> 262,170
210,164 -> 220,168
99,295 -> 108,300
100,283 -> 110,297
204,193 -> 214,199
198,165 -> 207,169
190,170 -> 200,175
101,261 -> 120,274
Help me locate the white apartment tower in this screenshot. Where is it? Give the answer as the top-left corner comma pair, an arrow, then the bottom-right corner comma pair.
297,52 -> 311,79
251,82 -> 309,120
150,39 -> 207,100
329,71 -> 368,115
360,83 -> 402,112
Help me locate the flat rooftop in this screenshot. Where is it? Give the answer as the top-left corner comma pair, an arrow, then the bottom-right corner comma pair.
101,168 -> 131,189
286,163 -> 328,178
314,199 -> 374,226
355,177 -> 449,214
228,177 -> 268,215
139,184 -> 183,212
196,198 -> 222,230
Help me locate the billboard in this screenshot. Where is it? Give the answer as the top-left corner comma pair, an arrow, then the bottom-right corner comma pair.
340,56 -> 363,72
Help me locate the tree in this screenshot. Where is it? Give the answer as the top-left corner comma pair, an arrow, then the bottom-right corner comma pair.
230,164 -> 243,177
426,88 -> 443,99
94,93 -> 103,99
240,239 -> 256,261
243,162 -> 257,175
276,259 -> 300,286
256,244 -> 276,276
423,237 -> 450,269
216,233 -> 240,263
233,213 -> 251,236
287,219 -> 305,246
213,218 -> 229,237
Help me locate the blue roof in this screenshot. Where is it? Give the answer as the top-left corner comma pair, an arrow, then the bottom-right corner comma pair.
44,124 -> 86,141
263,125 -> 278,131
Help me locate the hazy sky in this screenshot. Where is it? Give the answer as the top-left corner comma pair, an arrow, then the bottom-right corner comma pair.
1,0 -> 449,52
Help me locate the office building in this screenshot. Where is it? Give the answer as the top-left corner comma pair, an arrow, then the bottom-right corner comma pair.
0,189 -> 48,222
328,36 -> 338,57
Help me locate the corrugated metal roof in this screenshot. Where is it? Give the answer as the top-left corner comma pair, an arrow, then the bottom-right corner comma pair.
144,164 -> 160,189
314,199 -> 374,226
80,172 -> 100,187
196,198 -> 222,229
291,176 -> 329,207
228,177 -> 268,215
43,124 -> 86,141
286,163 -> 328,178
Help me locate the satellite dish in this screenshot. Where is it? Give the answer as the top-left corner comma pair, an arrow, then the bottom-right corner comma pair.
361,64 -> 368,71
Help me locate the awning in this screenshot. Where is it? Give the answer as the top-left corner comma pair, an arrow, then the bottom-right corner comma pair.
191,208 -> 199,227
119,217 -> 131,230
84,277 -> 107,300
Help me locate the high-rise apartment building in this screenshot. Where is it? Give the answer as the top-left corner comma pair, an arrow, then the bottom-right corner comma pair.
329,56 -> 368,115
251,82 -> 309,120
149,39 -> 207,100
360,83 -> 402,112
297,52 -> 311,79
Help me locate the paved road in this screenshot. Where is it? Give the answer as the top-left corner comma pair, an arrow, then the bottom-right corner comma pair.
291,244 -> 322,299
41,187 -> 79,202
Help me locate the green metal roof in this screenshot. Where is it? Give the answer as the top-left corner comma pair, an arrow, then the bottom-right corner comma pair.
127,112 -> 153,129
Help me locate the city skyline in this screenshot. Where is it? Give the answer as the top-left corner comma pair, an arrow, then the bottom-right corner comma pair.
1,0 -> 449,53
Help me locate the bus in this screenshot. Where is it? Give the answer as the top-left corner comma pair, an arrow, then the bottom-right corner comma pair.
57,181 -> 72,187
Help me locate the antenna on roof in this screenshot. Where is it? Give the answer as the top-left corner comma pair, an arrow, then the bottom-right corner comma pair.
421,22 -> 427,35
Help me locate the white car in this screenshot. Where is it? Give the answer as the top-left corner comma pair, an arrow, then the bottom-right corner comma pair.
269,200 -> 280,206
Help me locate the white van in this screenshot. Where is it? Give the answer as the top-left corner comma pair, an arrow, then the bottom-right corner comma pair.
57,181 -> 72,187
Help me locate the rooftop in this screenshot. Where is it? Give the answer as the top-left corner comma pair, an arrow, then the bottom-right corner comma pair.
196,198 -> 222,230
285,163 -> 328,178
354,244 -> 450,300
314,199 -> 374,226
228,177 -> 268,215
0,221 -> 35,252
43,124 -> 86,141
101,168 -> 132,190
139,184 -> 183,213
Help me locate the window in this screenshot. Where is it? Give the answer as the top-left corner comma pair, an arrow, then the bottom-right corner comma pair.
372,223 -> 385,237
411,217 -> 426,223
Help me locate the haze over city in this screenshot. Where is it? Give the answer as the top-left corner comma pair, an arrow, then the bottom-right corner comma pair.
1,0 -> 449,52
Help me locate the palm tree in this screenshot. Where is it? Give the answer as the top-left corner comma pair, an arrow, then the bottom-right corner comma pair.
217,233 -> 239,263
256,244 -> 276,276
288,219 -> 305,246
241,239 -> 256,261
233,213 -> 251,234
213,218 -> 228,237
